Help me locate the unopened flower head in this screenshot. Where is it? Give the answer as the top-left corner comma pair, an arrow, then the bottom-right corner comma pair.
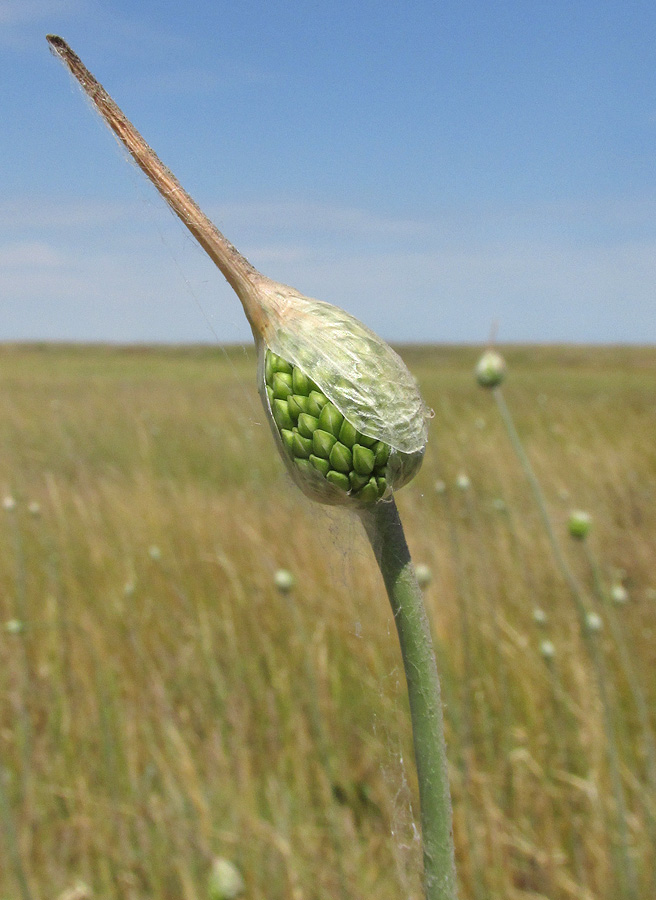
5,618 -> 25,635
455,473 -> 471,491
475,350 -> 506,388
44,35 -> 428,513
540,639 -> 555,660
415,564 -> 432,588
273,569 -> 295,594
610,584 -> 628,605
262,329 -> 427,507
568,510 -> 592,540
585,611 -> 603,633
208,857 -> 245,900
2,495 -> 16,511
533,607 -> 547,627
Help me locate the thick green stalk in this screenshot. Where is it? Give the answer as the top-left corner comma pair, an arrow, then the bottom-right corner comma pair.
360,499 -> 458,900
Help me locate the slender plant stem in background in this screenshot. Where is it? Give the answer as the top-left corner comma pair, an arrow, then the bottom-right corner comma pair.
492,384 -> 639,900
0,757 -> 33,900
360,499 -> 458,900
582,541 -> 656,889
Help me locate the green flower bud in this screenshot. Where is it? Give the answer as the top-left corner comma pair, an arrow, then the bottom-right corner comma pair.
540,639 -> 555,661
415,564 -> 432,588
610,584 -> 628,605
326,470 -> 351,492
313,429 -> 337,459
352,444 -> 375,476
338,418 -> 358,448
274,569 -> 295,593
317,402 -> 344,437
272,399 -> 294,431
271,371 -> 293,400
585,611 -> 603,633
297,413 -> 319,439
292,432 -> 313,459
310,454 -> 331,476
568,510 -> 592,540
208,857 -> 245,900
475,350 -> 506,388
329,442 -> 353,474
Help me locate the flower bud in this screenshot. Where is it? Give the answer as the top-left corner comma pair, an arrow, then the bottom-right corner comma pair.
610,584 -> 628,605
208,858 -> 245,900
273,569 -> 295,594
585,611 -> 603,633
568,510 -> 592,540
475,350 -> 506,388
260,332 -> 427,506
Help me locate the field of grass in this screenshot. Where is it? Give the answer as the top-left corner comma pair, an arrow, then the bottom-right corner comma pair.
0,342 -> 654,900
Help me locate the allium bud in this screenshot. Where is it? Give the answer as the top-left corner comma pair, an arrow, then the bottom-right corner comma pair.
475,350 -> 506,388
539,639 -> 555,660
46,36 -> 429,510
585,611 -> 603,633
455,473 -> 471,491
568,510 -> 592,540
208,858 -> 245,900
415,564 -> 432,588
610,584 -> 628,605
260,316 -> 427,507
273,569 -> 295,593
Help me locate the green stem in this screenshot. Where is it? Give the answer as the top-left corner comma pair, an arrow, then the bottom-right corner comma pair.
493,385 -> 639,900
360,499 -> 458,900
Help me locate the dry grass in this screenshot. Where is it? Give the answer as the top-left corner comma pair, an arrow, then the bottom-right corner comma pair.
0,343 -> 654,900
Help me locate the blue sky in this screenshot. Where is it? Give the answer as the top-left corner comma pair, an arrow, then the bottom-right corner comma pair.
2,0 -> 655,344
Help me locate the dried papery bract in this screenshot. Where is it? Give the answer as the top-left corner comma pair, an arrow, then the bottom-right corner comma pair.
46,35 -> 427,509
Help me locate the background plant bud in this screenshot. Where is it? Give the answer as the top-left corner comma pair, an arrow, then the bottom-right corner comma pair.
568,509 -> 592,539
475,349 -> 507,388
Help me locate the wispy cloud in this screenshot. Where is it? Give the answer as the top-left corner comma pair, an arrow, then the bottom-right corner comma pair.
214,200 -> 430,242
0,197 -> 139,231
0,0 -> 81,26
0,240 -> 66,267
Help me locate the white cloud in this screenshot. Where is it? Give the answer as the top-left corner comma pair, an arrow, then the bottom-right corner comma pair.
213,200 -> 430,241
0,197 -> 138,231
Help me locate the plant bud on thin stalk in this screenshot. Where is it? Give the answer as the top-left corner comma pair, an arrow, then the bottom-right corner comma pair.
45,36 -> 427,509
475,349 -> 506,388
47,37 -> 456,899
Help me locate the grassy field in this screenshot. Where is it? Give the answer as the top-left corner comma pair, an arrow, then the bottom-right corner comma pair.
0,343 -> 654,900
